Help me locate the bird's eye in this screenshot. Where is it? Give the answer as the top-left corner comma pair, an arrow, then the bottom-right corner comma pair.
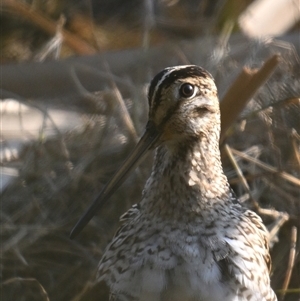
179,83 -> 196,98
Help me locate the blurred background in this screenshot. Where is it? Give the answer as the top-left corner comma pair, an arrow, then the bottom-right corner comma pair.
1,0 -> 300,300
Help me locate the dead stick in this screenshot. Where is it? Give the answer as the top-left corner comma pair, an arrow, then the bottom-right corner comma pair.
220,69 -> 253,139
279,226 -> 297,301
220,54 -> 281,141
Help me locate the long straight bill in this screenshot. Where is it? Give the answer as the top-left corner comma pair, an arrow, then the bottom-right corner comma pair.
70,122 -> 160,238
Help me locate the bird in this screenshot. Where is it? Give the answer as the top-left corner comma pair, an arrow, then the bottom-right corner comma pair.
70,65 -> 277,301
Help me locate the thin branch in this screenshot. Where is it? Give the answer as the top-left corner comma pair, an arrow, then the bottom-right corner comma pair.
224,144 -> 259,209
230,148 -> 300,187
266,211 -> 289,244
291,128 -> 300,166
279,227 -> 297,301
2,277 -> 50,301
104,63 -> 139,142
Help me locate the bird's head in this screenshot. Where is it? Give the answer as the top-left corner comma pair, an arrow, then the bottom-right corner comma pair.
147,65 -> 220,146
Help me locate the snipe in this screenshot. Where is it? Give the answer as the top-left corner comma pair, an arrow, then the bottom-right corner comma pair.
71,65 -> 277,301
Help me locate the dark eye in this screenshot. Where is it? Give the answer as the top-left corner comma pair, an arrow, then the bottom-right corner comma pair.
179,83 -> 196,98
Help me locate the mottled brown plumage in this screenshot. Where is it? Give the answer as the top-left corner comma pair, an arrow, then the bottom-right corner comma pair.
71,65 -> 277,301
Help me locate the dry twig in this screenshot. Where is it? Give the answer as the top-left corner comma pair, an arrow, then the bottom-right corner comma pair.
104,63 -> 138,142
230,148 -> 300,187
2,277 -> 50,301
278,227 -> 298,301
224,144 -> 259,209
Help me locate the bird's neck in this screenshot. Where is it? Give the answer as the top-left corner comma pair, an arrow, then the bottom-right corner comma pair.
142,135 -> 231,218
